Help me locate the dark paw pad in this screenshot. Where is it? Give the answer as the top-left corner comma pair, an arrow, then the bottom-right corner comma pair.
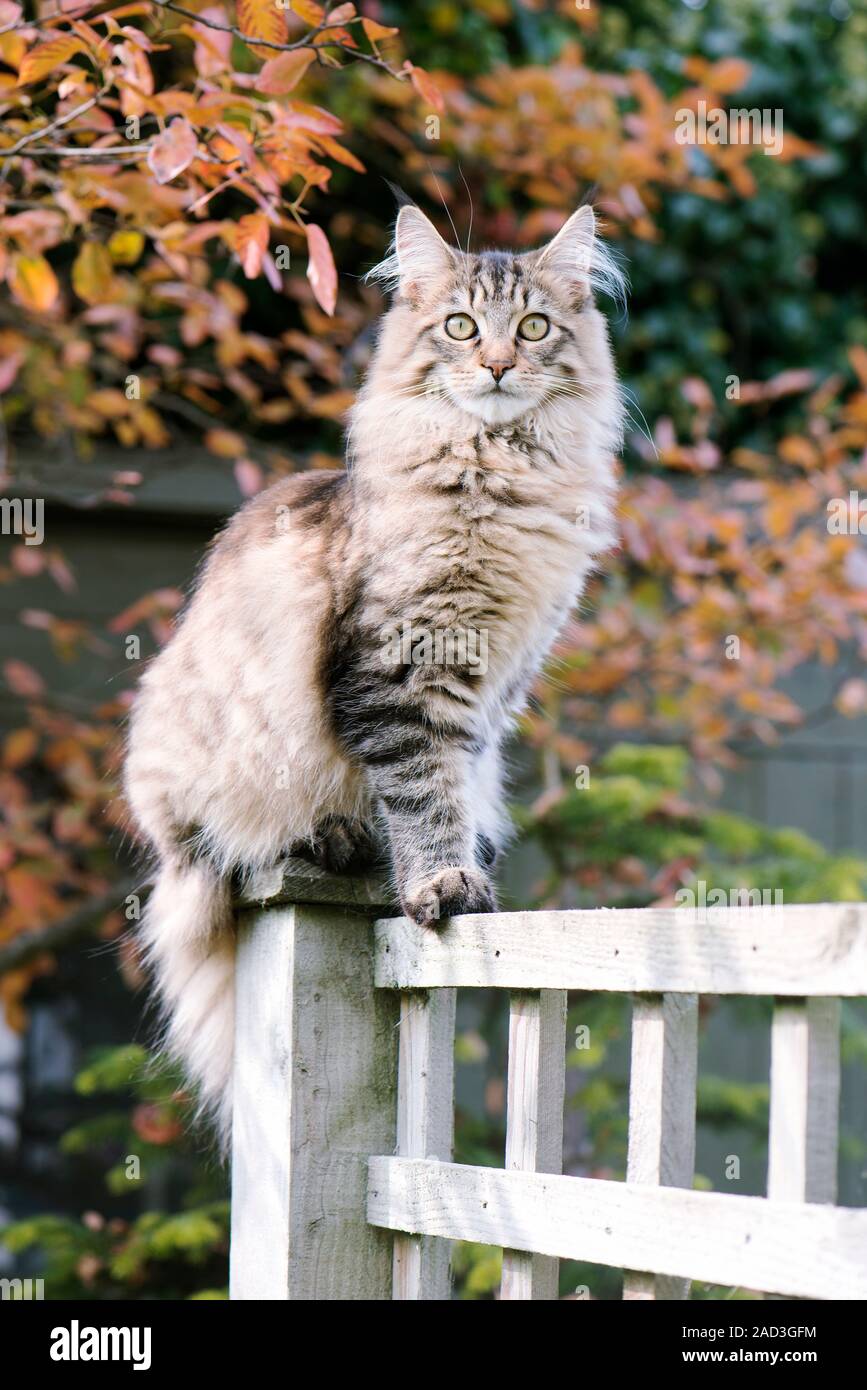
292,819 -> 382,874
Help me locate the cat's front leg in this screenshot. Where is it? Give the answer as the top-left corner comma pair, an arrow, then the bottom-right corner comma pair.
362,737 -> 496,927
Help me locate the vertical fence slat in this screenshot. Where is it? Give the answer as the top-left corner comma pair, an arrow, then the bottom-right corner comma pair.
392,988 -> 456,1300
230,904 -> 398,1300
622,992 -> 698,1301
768,997 -> 840,1204
500,989 -> 567,1300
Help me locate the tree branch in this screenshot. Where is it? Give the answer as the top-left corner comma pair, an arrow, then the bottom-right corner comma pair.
152,0 -> 404,75
0,84 -> 109,173
0,878 -> 139,975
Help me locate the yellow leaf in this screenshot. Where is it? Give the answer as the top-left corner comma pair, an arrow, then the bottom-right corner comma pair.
237,0 -> 288,58
8,254 -> 58,312
108,229 -> 144,265
293,0 -> 325,23
72,241 -> 114,304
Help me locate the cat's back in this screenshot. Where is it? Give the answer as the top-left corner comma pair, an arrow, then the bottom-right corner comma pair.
129,469 -> 350,732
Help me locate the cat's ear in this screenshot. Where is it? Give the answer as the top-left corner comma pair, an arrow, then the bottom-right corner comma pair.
394,205 -> 456,305
533,205 -> 596,300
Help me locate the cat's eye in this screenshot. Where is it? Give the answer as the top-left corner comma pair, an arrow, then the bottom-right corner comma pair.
517,314 -> 550,341
444,314 -> 478,341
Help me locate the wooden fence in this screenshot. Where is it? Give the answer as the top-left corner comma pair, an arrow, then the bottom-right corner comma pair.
228,862 -> 867,1301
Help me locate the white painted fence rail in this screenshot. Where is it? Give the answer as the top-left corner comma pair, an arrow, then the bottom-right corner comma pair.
229,862 -> 866,1301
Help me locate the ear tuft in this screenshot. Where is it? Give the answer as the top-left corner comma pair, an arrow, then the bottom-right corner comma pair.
365,205 -> 456,305
534,206 -> 627,309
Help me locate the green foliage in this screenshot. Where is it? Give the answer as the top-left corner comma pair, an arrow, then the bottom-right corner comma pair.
0,1048 -> 228,1300
525,742 -> 867,909
73,1045 -> 150,1096
697,1076 -> 770,1133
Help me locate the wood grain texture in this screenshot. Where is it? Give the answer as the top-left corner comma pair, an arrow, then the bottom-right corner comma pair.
500,991 -> 567,1301
230,903 -> 399,1300
768,998 -> 841,1205
367,1157 -> 867,1300
374,903 -> 867,995
623,994 -> 698,1301
236,855 -> 395,910
393,989 -> 456,1300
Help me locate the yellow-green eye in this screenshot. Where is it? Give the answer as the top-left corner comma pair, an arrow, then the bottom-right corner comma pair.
518,314 -> 550,341
444,313 -> 478,341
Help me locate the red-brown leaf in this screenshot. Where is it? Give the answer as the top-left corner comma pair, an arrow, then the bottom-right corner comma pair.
305,222 -> 337,316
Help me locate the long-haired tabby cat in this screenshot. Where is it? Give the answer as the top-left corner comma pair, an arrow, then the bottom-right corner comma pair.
124,202 -> 624,1141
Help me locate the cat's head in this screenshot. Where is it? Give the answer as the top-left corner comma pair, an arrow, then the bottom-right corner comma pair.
367,203 -> 624,426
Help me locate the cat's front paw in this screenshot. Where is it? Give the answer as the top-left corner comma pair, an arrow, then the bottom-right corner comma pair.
402,866 -> 496,928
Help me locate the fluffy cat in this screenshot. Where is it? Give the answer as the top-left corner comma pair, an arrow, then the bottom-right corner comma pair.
124,203 -> 624,1141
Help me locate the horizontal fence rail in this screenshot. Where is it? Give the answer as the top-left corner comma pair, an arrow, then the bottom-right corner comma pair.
374,903 -> 867,995
229,866 -> 865,1302
367,1158 -> 867,1301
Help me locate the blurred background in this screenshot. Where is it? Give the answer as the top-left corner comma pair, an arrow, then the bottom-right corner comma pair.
1,0 -> 866,1298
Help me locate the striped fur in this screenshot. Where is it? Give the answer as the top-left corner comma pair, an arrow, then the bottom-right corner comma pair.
124,205 -> 623,1142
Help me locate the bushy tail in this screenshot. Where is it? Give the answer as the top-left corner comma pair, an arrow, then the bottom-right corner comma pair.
142,860 -> 235,1147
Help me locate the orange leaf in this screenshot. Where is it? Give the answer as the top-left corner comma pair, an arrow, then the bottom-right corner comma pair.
147,117 -> 198,184
7,254 -> 58,313
257,48 -> 314,95
3,728 -> 37,768
305,222 -> 337,316
204,427 -> 246,457
316,133 -> 364,173
406,63 -> 445,114
19,35 -> 86,85
706,58 -> 752,93
361,17 -> 397,42
236,0 -> 288,58
235,212 -> 269,279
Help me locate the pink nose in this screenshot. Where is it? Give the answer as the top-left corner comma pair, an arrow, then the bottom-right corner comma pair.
485,362 -> 513,382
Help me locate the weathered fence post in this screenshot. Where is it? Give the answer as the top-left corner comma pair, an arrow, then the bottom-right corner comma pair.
229,860 -> 399,1300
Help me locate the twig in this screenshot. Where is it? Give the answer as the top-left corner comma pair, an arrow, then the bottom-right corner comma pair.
153,0 -> 403,75
1,84 -> 109,174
